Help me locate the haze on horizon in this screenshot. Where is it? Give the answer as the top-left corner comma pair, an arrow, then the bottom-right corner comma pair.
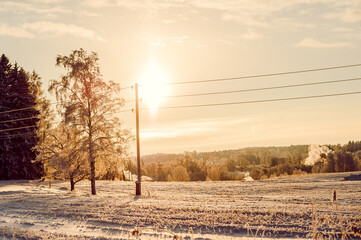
1,0 -> 361,155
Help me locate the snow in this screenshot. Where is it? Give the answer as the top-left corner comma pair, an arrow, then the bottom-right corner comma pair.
0,172 -> 360,239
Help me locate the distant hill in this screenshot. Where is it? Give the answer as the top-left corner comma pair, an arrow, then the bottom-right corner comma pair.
141,145 -> 310,165
132,142 -> 361,182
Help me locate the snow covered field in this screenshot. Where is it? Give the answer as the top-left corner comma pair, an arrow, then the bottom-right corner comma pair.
0,172 -> 360,240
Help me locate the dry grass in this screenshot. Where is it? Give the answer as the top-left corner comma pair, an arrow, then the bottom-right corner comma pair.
1,173 -> 360,239
130,227 -> 182,239
308,190 -> 361,240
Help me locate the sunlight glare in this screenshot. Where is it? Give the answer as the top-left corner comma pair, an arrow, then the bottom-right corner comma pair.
138,59 -> 171,113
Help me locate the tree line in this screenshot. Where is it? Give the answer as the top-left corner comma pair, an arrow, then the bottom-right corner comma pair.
0,55 -> 43,179
134,143 -> 361,181
311,142 -> 361,174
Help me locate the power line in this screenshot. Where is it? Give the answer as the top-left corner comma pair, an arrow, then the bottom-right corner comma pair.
1,63 -> 360,114
0,132 -> 36,140
116,108 -> 133,113
165,77 -> 361,99
0,120 -> 61,138
168,63 -> 361,86
0,106 -> 35,115
0,98 -> 134,115
0,105 -> 131,125
98,86 -> 133,96
0,125 -> 37,133
104,108 -> 134,116
146,91 -> 361,110
0,108 -> 133,133
0,116 -> 38,125
123,99 -> 135,104
120,86 -> 133,91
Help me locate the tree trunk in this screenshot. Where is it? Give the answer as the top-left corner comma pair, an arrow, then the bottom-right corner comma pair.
87,98 -> 96,195
89,131 -> 96,195
70,177 -> 75,191
90,159 -> 96,195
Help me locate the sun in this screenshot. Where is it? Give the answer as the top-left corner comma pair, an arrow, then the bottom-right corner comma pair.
137,59 -> 171,113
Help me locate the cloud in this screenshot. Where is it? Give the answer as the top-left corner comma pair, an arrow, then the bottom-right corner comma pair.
141,118 -> 251,140
147,40 -> 167,47
331,27 -> 354,32
163,19 -> 175,24
0,23 -> 34,38
296,37 -> 350,48
174,35 -> 189,44
241,31 -> 263,40
189,0 -> 335,27
22,21 -> 105,41
217,39 -> 236,45
85,0 -> 183,9
276,18 -> 316,29
85,0 -> 113,8
0,21 -> 104,41
0,1 -> 98,20
146,35 -> 190,47
325,1 -> 361,23
26,0 -> 66,3
84,0 -> 360,32
0,1 -> 68,15
339,8 -> 361,22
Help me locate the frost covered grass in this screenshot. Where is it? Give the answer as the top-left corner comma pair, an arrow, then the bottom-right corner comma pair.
0,172 -> 360,240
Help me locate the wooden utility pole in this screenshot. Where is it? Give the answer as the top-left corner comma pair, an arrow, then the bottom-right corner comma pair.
135,83 -> 141,196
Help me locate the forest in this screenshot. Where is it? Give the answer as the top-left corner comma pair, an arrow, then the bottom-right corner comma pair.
132,143 -> 361,181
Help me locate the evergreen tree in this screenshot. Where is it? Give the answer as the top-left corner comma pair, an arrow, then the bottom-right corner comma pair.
324,152 -> 335,172
0,54 -> 42,179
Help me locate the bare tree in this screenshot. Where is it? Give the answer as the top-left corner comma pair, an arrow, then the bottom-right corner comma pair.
37,123 -> 88,191
49,48 -> 132,195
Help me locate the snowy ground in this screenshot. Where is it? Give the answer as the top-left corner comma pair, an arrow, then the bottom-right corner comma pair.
0,172 -> 360,240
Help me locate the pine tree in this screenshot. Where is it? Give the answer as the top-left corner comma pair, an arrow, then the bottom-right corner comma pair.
0,54 -> 42,179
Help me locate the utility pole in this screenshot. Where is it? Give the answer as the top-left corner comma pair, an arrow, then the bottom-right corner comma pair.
135,83 -> 141,196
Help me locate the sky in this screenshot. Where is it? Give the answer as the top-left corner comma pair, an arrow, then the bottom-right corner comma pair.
1,0 -> 361,155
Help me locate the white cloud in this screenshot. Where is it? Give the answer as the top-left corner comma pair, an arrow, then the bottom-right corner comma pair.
27,0 -> 66,3
0,21 -> 104,41
146,35 -> 190,47
331,27 -> 354,32
241,31 -> 263,40
340,8 -> 361,22
85,0 -> 113,8
147,40 -> 167,47
190,0 -> 334,27
0,1 -> 68,15
0,1 -> 98,20
22,21 -> 105,41
84,0 -> 360,31
174,35 -> 189,44
222,13 -> 271,28
325,1 -> 361,23
85,0 -> 184,9
142,118 -> 251,140
0,23 -> 34,38
217,39 -> 236,45
163,19 -> 175,24
296,37 -> 350,48
276,18 -> 316,29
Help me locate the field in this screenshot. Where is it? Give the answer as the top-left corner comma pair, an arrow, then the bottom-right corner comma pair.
0,172 -> 360,240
